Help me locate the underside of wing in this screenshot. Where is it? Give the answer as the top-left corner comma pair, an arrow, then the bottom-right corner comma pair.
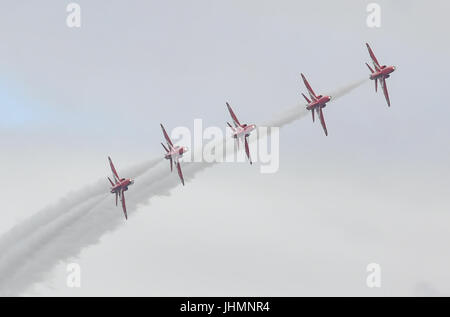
301,73 -> 318,100
381,77 -> 391,107
244,136 -> 252,165
319,108 -> 328,136
366,43 -> 381,69
160,124 -> 174,148
226,102 -> 242,127
121,189 -> 128,220
176,162 -> 185,186
108,156 -> 120,181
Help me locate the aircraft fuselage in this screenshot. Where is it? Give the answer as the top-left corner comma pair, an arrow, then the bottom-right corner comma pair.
232,124 -> 256,139
370,65 -> 396,80
111,178 -> 134,194
164,145 -> 188,161
306,95 -> 331,111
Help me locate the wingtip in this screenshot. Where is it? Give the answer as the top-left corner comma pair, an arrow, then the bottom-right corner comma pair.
301,73 -> 308,82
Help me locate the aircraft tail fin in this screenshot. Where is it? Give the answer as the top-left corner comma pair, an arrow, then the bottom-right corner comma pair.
365,62 -> 374,73
161,142 -> 169,153
302,93 -> 311,103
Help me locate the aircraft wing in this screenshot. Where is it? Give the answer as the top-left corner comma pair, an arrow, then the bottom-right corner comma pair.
366,43 -> 381,70
380,77 -> 391,107
108,156 -> 120,182
319,108 -> 328,136
176,162 -> 185,186
160,124 -> 174,148
244,136 -> 252,165
121,189 -> 128,220
226,102 -> 242,127
301,73 -> 318,100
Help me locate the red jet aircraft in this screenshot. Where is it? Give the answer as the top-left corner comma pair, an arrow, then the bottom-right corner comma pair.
300,73 -> 332,136
226,102 -> 256,164
365,43 -> 396,107
160,124 -> 188,186
107,156 -> 134,220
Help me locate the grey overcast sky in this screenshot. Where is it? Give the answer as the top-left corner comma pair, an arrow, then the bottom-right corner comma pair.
0,0 -> 449,296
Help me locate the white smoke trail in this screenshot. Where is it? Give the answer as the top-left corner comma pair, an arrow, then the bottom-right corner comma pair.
327,77 -> 368,101
0,158 -> 161,254
0,78 -> 367,296
0,158 -> 162,295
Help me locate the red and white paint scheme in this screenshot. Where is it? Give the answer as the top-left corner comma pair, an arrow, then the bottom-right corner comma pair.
365,43 -> 396,107
300,73 -> 332,136
226,102 -> 256,164
107,156 -> 134,220
160,123 -> 188,186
